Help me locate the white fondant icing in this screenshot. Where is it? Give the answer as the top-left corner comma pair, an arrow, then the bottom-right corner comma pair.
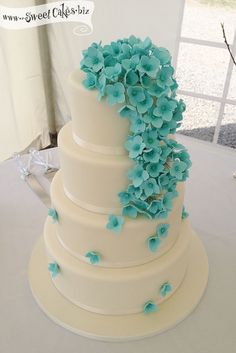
44,219 -> 191,315
58,122 -> 134,212
51,171 -> 184,268
68,69 -> 130,152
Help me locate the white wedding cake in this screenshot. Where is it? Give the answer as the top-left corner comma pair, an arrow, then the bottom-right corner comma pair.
29,36 -> 208,340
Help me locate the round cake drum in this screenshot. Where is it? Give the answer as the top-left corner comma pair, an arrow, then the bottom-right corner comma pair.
28,228 -> 208,342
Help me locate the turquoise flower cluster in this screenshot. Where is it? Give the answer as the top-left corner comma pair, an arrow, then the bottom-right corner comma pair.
81,36 -> 191,223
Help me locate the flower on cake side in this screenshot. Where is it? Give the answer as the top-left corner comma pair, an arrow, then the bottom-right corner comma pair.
48,262 -> 60,278
147,223 -> 170,252
80,36 -> 192,229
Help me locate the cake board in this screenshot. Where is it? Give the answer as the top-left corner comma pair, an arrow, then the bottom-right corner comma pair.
28,230 -> 209,342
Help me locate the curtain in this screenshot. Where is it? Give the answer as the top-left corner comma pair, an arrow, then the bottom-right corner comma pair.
0,0 -> 51,162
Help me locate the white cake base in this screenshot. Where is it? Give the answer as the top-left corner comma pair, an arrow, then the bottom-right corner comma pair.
28,230 -> 208,342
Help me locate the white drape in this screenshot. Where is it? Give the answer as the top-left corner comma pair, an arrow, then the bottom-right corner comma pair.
0,0 -> 50,162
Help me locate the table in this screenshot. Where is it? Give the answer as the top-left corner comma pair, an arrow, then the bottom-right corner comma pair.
1,135 -> 236,353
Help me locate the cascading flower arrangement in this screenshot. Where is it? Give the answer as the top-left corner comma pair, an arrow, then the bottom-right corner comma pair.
80,35 -> 191,227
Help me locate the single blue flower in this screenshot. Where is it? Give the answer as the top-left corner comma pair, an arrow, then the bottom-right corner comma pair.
148,200 -> 162,215
128,165 -> 149,187
142,129 -> 159,149
121,54 -> 140,71
157,223 -> 170,238
124,69 -> 139,85
85,251 -> 101,265
154,97 -> 177,122
82,72 -> 97,90
104,63 -> 122,80
122,204 -> 138,219
118,105 -> 137,119
153,47 -> 171,65
182,206 -> 189,219
104,41 -> 122,58
143,111 -> 163,129
170,160 -> 187,180
137,55 -> 160,78
140,73 -> 153,89
158,174 -> 169,189
148,83 -> 169,98
82,46 -> 104,72
160,145 -> 172,162
159,282 -> 172,297
48,262 -> 60,278
146,162 -> 164,178
125,135 -> 146,159
159,121 -> 172,137
106,82 -> 125,105
142,178 -> 160,197
118,191 -> 132,206
143,147 -> 161,163
106,215 -> 124,233
130,115 -> 146,133
147,235 -> 161,252
156,66 -> 174,88
127,86 -> 145,106
127,184 -> 143,199
48,208 -> 58,223
143,300 -> 158,314
136,91 -> 153,114
161,192 -> 174,211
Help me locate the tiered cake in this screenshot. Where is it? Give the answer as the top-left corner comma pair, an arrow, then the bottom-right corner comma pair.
29,36 -> 209,340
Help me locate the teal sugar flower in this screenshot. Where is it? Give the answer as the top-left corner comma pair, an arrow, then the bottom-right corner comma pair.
142,178 -> 160,197
160,282 -> 172,297
106,215 -> 124,233
85,251 -> 101,265
127,184 -> 142,199
162,192 -> 174,211
82,46 -> 104,72
148,83 -> 169,98
159,121 -> 172,137
148,200 -> 162,215
157,223 -> 170,238
118,191 -> 132,206
143,300 -> 158,314
48,208 -> 58,223
127,86 -> 145,106
125,135 -> 146,159
130,115 -> 146,133
158,174 -> 170,189
104,63 -> 122,80
143,111 -> 163,129
104,41 -> 122,58
122,204 -> 138,219
82,72 -> 97,90
140,73 -> 153,89
153,47 -> 171,65
137,55 -> 160,78
182,206 -> 189,219
128,165 -> 149,187
160,145 -> 172,162
147,235 -> 161,252
142,129 -> 159,149
124,69 -> 139,86
48,262 -> 60,278
170,160 -> 187,180
136,91 -> 153,114
121,54 -> 140,71
156,66 -> 174,88
133,199 -> 151,218
146,162 -> 164,178
106,82 -> 125,105
154,97 -> 177,122
118,105 -> 137,119
143,147 -> 161,163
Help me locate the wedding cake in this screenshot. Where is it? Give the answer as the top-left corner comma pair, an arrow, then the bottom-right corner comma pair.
29,36 -> 208,340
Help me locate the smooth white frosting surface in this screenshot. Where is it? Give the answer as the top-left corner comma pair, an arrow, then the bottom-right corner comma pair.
58,122 -> 133,212
51,171 -> 184,268
68,69 -> 130,153
44,218 -> 192,315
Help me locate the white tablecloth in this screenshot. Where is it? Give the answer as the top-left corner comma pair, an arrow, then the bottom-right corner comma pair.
1,135 -> 236,353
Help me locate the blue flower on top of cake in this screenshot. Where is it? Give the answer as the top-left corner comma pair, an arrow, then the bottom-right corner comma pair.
80,35 -> 192,229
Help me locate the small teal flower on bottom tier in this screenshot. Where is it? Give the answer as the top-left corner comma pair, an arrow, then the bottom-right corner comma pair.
143,300 -> 158,314
160,282 -> 172,297
147,235 -> 161,252
157,223 -> 170,238
106,82 -> 125,106
182,206 -> 189,219
106,215 -> 124,233
48,208 -> 58,223
48,262 -> 60,278
85,251 -> 101,265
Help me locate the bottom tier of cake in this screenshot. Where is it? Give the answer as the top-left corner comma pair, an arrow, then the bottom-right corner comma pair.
44,219 -> 192,315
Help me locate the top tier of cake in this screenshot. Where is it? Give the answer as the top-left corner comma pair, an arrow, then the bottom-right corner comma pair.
68,69 -> 130,155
